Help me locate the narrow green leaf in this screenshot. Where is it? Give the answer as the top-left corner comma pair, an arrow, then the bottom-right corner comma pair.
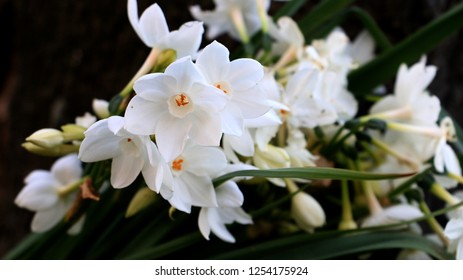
348,2 -> 463,96
274,0 -> 308,19
213,167 -> 414,187
212,231 -> 451,260
299,0 -> 355,40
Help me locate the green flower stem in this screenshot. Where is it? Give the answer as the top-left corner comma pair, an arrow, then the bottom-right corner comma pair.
339,180 -> 357,230
447,172 -> 463,186
119,47 -> 160,98
230,7 -> 250,45
57,177 -> 87,197
430,182 -> 460,205
370,137 -> 419,170
387,122 -> 442,138
419,201 -> 449,246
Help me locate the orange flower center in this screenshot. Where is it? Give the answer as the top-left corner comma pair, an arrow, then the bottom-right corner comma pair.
175,93 -> 190,107
172,158 -> 184,171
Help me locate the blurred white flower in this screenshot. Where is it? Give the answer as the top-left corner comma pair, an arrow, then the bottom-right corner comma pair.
15,154 -> 83,233
361,204 -> 423,228
190,0 -> 270,42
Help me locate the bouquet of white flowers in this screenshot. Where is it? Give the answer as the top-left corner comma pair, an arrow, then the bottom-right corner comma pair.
7,0 -> 463,260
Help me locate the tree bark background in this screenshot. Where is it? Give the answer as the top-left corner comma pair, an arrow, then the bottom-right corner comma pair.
1,0 -> 462,257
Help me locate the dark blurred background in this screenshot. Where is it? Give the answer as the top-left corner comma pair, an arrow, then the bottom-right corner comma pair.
1,0 -> 462,257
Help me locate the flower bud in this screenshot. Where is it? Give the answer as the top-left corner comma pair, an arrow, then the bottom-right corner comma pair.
26,128 -> 64,149
125,187 -> 158,218
253,144 -> 290,169
287,181 -> 325,232
22,142 -> 79,157
92,98 -> 110,119
61,124 -> 86,141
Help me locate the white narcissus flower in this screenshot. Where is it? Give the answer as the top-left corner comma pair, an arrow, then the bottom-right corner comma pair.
160,142 -> 228,214
369,57 -> 440,126
444,210 -> 463,260
198,165 -> 253,242
196,41 -> 270,137
15,154 -> 84,233
79,116 -> 169,192
124,57 -> 228,161
267,16 -> 304,56
128,0 -> 204,58
190,0 -> 270,42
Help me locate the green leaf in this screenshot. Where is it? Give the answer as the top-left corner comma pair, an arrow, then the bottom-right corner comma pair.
299,0 -> 355,40
212,231 -> 452,260
274,0 -> 308,19
348,2 -> 463,96
213,167 -> 414,187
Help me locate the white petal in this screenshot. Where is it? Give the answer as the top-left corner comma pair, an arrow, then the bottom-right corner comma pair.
198,208 -> 212,240
385,204 -> 423,221
220,103 -> 244,136
15,179 -> 59,211
456,237 -> 463,260
207,208 -> 236,243
110,152 -> 144,188
31,201 -> 69,232
228,59 -> 264,91
445,218 -> 463,240
24,170 -> 50,184
216,181 -> 244,207
155,115 -> 192,162
137,3 -> 169,47
196,41 -> 230,82
227,128 -> 255,157
165,57 -> 207,89
443,143 -> 461,175
124,96 -> 167,136
189,109 -> 223,147
181,174 -> 217,208
133,73 -> 176,101
183,145 -> 227,177
79,119 -> 121,162
163,21 -> 204,59
51,154 -> 82,185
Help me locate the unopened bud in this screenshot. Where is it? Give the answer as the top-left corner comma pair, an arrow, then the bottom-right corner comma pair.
61,124 -> 86,141
287,180 -> 325,232
125,187 -> 158,218
26,128 -> 64,149
92,99 -> 110,119
253,144 -> 290,169
22,142 -> 79,157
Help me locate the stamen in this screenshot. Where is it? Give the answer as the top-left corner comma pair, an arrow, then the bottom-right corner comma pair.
172,158 -> 184,171
175,93 -> 190,107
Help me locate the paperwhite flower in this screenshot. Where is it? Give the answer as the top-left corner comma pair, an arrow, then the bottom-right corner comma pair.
284,128 -> 317,168
128,0 -> 204,58
160,142 -> 227,213
267,16 -> 304,56
15,154 -> 83,233
369,57 -> 440,126
124,57 -> 228,161
79,116 -> 168,192
190,0 -> 270,42
75,112 -> 96,128
198,173 -> 252,243
196,41 -> 270,136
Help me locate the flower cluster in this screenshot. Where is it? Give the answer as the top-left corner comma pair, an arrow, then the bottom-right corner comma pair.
14,0 -> 463,259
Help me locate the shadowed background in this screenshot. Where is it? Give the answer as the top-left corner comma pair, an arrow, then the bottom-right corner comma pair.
1,0 -> 462,257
